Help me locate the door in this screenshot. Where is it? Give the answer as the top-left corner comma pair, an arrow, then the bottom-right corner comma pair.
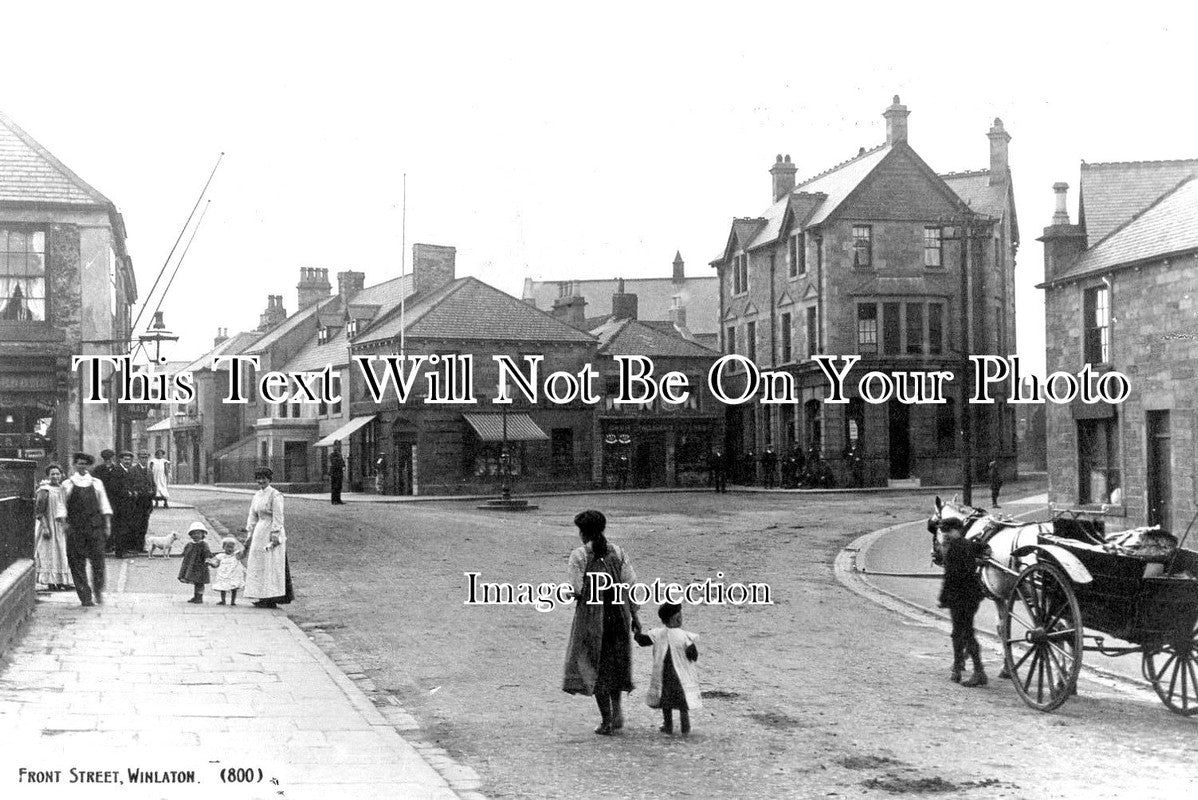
888,400 -> 910,479
1146,411 -> 1171,530
283,441 -> 308,483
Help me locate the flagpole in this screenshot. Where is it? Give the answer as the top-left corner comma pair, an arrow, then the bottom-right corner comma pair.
400,172 -> 407,361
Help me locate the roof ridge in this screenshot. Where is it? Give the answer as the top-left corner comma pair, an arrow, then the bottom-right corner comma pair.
1083,174 -> 1197,253
0,109 -> 113,207
1081,157 -> 1198,169
797,142 -> 887,187
939,168 -> 990,179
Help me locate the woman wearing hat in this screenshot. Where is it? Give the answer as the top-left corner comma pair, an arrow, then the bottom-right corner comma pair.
243,467 -> 293,608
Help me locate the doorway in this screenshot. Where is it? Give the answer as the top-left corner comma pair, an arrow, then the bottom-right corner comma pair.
283,441 -> 309,483
888,400 -> 910,479
1146,411 -> 1171,530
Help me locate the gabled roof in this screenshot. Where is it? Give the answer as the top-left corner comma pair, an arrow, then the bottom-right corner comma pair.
356,277 -> 595,345
1079,159 -> 1198,247
246,298 -> 331,354
0,111 -> 112,206
182,331 -> 263,373
284,275 -> 415,372
796,143 -> 894,227
589,317 -> 716,359
940,169 -> 1019,245
1052,176 -> 1198,282
522,276 -> 720,336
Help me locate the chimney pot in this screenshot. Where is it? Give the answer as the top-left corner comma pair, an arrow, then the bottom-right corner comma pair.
1052,182 -> 1071,225
769,152 -> 798,201
988,117 -> 1012,185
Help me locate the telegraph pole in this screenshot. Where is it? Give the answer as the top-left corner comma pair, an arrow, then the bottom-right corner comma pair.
959,217 -> 973,506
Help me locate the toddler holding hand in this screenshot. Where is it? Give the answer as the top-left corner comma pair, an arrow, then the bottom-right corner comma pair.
178,522 -> 213,604
635,602 -> 702,735
208,536 -> 247,606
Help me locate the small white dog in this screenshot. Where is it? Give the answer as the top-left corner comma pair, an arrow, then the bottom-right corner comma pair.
146,531 -> 180,558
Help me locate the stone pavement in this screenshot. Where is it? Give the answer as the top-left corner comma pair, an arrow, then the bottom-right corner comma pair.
0,510 -> 481,800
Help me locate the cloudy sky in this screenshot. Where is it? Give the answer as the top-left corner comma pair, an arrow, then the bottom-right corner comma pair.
3,2 -> 1194,370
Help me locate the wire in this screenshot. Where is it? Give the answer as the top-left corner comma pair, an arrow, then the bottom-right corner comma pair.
131,152 -> 224,335
151,200 -> 212,323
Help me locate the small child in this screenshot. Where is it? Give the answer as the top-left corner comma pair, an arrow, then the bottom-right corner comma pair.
208,537 -> 247,606
634,602 -> 702,735
177,522 -> 213,604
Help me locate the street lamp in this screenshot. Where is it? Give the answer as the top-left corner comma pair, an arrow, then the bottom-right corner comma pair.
138,311 -> 179,364
478,397 -> 538,511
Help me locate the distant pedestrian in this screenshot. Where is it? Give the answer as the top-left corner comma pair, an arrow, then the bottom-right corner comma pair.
208,536 -> 246,606
178,522 -> 213,604
563,509 -> 642,735
936,517 -> 987,687
148,449 -> 171,508
130,453 -> 155,552
58,452 -> 113,607
761,448 -> 777,489
374,452 -> 387,494
634,602 -> 702,736
329,442 -> 346,505
34,464 -> 73,590
988,459 -> 1003,508
708,448 -> 727,493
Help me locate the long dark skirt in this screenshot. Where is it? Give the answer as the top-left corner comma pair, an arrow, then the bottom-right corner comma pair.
563,592 -> 633,695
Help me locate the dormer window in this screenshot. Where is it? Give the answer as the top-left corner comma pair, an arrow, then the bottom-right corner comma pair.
318,326 -> 329,345
346,318 -> 359,338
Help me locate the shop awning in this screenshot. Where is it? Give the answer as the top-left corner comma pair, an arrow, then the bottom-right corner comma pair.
146,415 -> 201,432
314,414 -> 377,447
462,412 -> 549,442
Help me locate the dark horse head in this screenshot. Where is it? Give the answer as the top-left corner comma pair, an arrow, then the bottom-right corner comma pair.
927,496 -> 986,565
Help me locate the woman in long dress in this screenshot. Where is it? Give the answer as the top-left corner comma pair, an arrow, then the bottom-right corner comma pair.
562,509 -> 642,735
148,449 -> 171,508
243,467 -> 293,608
34,464 -> 72,590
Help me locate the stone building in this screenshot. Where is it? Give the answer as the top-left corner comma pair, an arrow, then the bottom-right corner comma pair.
711,97 -> 1019,487
584,280 -> 723,488
347,245 -> 598,496
1040,160 -> 1198,530
0,111 -> 137,466
524,252 -> 720,348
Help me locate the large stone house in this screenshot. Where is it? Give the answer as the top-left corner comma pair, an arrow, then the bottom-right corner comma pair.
1040,160 -> 1198,530
711,97 -> 1019,487
0,111 -> 137,466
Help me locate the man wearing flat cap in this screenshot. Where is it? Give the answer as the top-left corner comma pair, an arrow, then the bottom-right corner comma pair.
93,449 -> 116,551
105,450 -> 140,558
58,453 -> 113,606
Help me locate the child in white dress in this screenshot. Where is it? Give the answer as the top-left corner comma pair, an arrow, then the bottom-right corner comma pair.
208,537 -> 247,606
634,602 -> 702,735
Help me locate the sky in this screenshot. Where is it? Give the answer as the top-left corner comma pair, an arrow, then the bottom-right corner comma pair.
3,1 -> 1195,372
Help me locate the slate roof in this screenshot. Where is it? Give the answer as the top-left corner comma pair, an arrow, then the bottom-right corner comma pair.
1053,176 -> 1198,281
285,275 -> 414,372
1079,159 -> 1198,247
182,331 -> 263,373
589,317 -> 716,359
357,277 -> 595,345
0,111 -> 111,206
245,299 -> 329,355
522,275 -> 720,336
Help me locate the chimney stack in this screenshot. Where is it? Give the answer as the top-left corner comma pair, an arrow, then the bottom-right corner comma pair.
551,281 -> 587,328
412,243 -> 457,296
611,278 -> 638,321
988,118 -> 1011,185
297,267 -> 332,309
337,270 -> 366,304
1038,182 -> 1088,283
258,295 -> 287,331
884,95 -> 909,145
214,327 -> 228,347
770,154 -> 797,201
672,251 -> 685,283
670,296 -> 687,330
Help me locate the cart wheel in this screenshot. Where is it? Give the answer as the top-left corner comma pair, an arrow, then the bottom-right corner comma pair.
1142,620 -> 1198,716
1000,562 -> 1083,712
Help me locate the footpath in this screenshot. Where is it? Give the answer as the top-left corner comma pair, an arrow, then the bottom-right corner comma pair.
0,505 -> 480,800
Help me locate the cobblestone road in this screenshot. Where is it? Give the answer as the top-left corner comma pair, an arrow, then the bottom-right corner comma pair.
185,486 -> 1198,799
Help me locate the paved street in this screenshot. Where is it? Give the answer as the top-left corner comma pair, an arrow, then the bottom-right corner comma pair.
175,485 -> 1195,798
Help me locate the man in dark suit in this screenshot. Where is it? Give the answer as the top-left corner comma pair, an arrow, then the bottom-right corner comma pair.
329,441 -> 346,505
93,449 -> 117,552
129,453 -> 155,553
107,451 -> 138,558
708,448 -> 727,493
